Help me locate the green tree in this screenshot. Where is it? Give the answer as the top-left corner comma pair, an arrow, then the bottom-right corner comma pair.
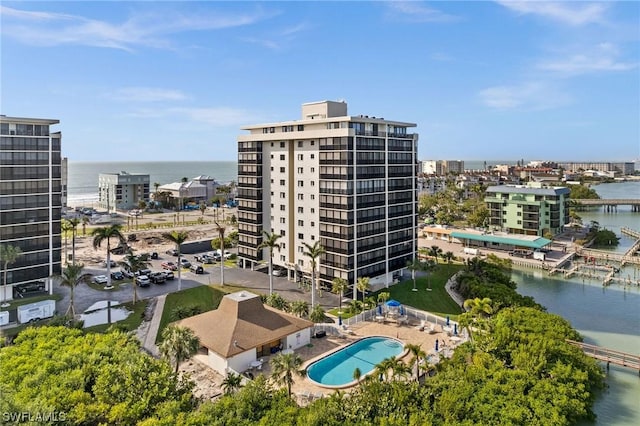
61,218 -> 72,264
159,325 -> 200,374
289,300 -> 309,318
68,217 -> 81,266
331,277 -> 348,313
81,215 -> 89,235
0,244 -> 22,307
405,343 -> 427,381
443,251 -> 455,265
593,229 -> 620,247
309,304 -> 326,323
214,222 -> 226,286
460,297 -> 494,342
259,230 -> 282,296
429,245 -> 443,264
356,276 -> 371,304
199,201 -> 207,217
406,258 -> 424,292
303,241 -> 325,308
119,250 -> 149,304
377,292 -> 390,305
59,263 -> 91,317
265,292 -> 288,311
162,230 -> 189,291
91,224 -> 125,288
353,367 -> 362,386
222,372 -> 243,395
269,353 -> 304,398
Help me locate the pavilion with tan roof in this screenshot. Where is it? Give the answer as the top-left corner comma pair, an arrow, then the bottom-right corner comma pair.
177,291 -> 313,376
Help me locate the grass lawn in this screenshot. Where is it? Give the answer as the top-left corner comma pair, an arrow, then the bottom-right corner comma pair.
372,264 -> 464,320
83,300 -> 149,334
156,285 -> 227,344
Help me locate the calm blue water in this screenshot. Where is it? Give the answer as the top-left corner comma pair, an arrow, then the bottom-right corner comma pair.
307,336 -> 404,386
67,161 -> 238,204
514,181 -> 640,426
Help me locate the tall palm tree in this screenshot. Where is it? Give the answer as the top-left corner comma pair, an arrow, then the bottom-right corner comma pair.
0,244 -> 22,307
356,276 -> 370,304
353,367 -> 362,386
258,230 -> 282,296
91,224 -> 125,288
153,182 -> 160,201
159,324 -> 200,374
199,202 -> 207,218
269,352 -> 304,398
290,300 -> 309,318
429,245 -> 443,264
59,263 -> 91,317
162,231 -> 189,291
405,343 -> 427,381
443,251 -> 455,265
119,251 -> 149,304
303,241 -> 325,308
214,222 -> 225,286
81,216 -> 89,235
68,218 -> 80,266
222,372 -> 243,395
331,277 -> 348,314
406,258 -> 424,292
460,297 -> 494,341
309,304 -> 326,323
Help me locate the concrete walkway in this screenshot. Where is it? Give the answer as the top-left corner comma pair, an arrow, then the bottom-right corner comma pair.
142,294 -> 166,357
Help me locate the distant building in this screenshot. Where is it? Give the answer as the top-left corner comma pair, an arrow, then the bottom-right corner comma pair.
485,183 -> 570,236
420,160 -> 464,175
98,171 -> 150,211
558,162 -> 635,175
237,100 -> 418,290
0,115 -> 62,298
157,176 -> 221,209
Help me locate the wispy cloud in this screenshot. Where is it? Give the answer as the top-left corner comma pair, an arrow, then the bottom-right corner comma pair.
108,87 -> 189,102
496,1 -> 608,26
241,21 -> 309,50
478,82 -> 571,110
538,43 -> 637,75
126,106 -> 265,127
386,1 -> 460,23
0,5 -> 274,51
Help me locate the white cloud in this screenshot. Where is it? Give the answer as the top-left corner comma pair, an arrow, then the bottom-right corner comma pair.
241,21 -> 309,50
386,1 -> 460,23
108,87 -> 189,102
174,107 -> 265,127
538,43 -> 637,75
478,82 -> 571,110
496,1 -> 608,26
0,5 -> 273,51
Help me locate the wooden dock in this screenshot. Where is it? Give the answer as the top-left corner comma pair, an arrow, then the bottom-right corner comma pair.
567,340 -> 640,373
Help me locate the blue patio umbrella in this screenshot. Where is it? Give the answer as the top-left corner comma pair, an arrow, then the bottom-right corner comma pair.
386,299 -> 401,307
338,315 -> 342,326
446,316 -> 450,326
454,323 -> 458,335
435,339 -> 439,352
377,305 -> 383,315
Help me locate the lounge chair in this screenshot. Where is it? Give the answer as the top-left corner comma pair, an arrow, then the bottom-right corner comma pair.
298,390 -> 311,401
314,392 -> 324,400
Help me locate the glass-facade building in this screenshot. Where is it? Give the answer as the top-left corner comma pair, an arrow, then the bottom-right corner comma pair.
0,116 -> 62,299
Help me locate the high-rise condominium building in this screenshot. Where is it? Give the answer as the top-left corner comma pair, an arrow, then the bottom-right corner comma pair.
237,101 -> 418,292
0,116 -> 62,300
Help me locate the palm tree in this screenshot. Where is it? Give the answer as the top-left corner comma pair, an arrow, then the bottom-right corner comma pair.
347,299 -> 363,314
91,224 -> 125,288
303,241 -> 325,308
159,325 -> 200,374
214,222 -> 225,286
331,277 -> 348,314
406,258 -> 424,292
1,244 -> 22,307
162,230 -> 189,291
374,357 -> 397,382
199,202 -> 207,217
309,304 -> 325,323
153,182 -> 160,201
424,259 -> 437,291
405,343 -> 427,381
59,263 -> 91,317
377,292 -> 390,305
290,300 -> 309,318
258,230 -> 282,296
61,219 -> 72,265
353,367 -> 362,386
443,251 -> 455,265
119,251 -> 149,304
68,218 -> 80,266
81,216 -> 89,235
270,352 -> 304,398
429,245 -> 443,264
460,297 -> 494,341
222,372 -> 243,395
356,276 -> 370,304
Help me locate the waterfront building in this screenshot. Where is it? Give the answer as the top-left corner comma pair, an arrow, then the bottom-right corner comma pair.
0,115 -> 62,299
236,100 -> 418,291
420,159 -> 464,175
157,176 -> 220,209
485,183 -> 570,236
558,162 -> 635,175
98,171 -> 150,211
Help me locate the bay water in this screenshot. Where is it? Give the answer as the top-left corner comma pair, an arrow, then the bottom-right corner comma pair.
514,181 -> 640,425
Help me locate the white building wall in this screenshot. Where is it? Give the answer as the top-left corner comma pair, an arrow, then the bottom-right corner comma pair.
284,328 -> 312,350
207,350 -> 229,375
227,348 -> 258,373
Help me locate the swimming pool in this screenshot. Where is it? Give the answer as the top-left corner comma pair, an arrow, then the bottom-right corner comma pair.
306,336 -> 404,387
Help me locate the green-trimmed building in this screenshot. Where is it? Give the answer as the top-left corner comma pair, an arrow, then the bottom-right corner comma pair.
485,183 -> 571,237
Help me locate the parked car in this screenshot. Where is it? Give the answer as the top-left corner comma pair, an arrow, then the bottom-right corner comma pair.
93,275 -> 108,285
195,254 -> 215,264
149,272 -> 166,284
121,268 -> 135,279
110,271 -> 125,280
135,275 -> 151,287
216,249 -> 233,260
166,249 -> 179,256
190,265 -> 204,274
161,261 -> 178,271
162,271 -> 175,280
14,281 -> 46,295
101,259 -> 117,267
135,268 -> 152,277
272,268 -> 285,277
180,258 -> 192,268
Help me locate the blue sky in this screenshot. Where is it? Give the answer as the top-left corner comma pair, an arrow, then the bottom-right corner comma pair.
1,1 -> 638,162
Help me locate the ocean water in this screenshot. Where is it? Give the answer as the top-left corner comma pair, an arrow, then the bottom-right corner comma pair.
67,161 -> 238,204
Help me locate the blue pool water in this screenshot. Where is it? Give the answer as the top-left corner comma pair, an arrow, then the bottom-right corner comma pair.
307,336 -> 405,387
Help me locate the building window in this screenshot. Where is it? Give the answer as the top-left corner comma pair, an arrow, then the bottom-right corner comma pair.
298,207 -> 303,213
311,221 -> 315,227
270,167 -> 274,171
280,179 -> 285,185
298,246 -> 304,253
298,154 -> 304,161
271,142 -> 274,147
298,233 -> 304,239
310,194 -> 315,200
311,167 -> 315,173
280,142 -> 285,148
280,192 -> 285,198
281,243 -> 286,249
298,125 -> 304,131
311,181 -> 315,187
298,141 -> 303,147
280,167 -> 285,173
280,230 -> 286,236
311,235 -> 315,240
270,127 -> 275,133
270,203 -> 274,208
270,179 -> 274,183
280,154 -> 285,161
280,217 -> 285,224
270,154 -> 274,159
298,181 -> 304,187
281,255 -> 286,262
298,167 -> 303,174
311,208 -> 315,213
310,154 -> 315,159
280,205 -> 285,211
298,220 -> 304,226
298,259 -> 304,266
310,141 -> 315,146
298,194 -> 304,200
270,191 -> 274,196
